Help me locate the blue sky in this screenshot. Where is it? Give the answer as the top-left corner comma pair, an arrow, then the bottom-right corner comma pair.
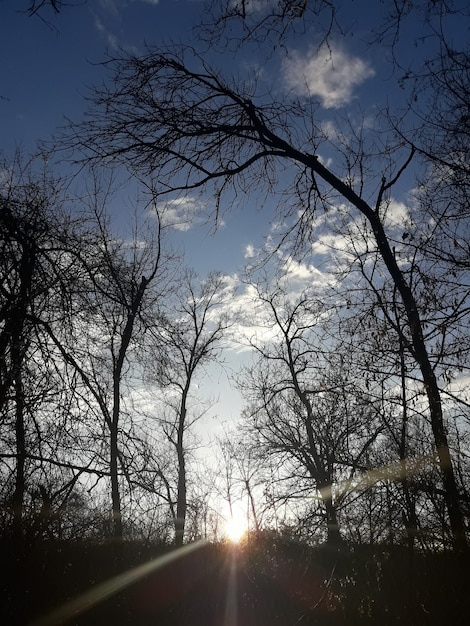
1,1 -> 199,153
1,0 -> 467,431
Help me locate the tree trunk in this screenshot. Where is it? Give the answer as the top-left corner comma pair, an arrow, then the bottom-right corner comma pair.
11,361 -> 26,542
175,387 -> 188,547
244,126 -> 466,549
110,415 -> 122,540
175,440 -> 186,547
321,483 -> 343,546
109,278 -> 149,541
111,354 -> 124,541
245,479 -> 260,533
398,343 -> 420,553
9,241 -> 35,542
371,214 -> 467,553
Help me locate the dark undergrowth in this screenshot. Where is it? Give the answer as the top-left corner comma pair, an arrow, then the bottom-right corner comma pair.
1,532 -> 469,625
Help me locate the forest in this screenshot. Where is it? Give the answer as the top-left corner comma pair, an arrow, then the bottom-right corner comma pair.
1,1 -> 470,624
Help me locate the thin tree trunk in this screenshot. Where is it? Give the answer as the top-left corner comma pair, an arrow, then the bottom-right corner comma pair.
245,479 -> 260,533
110,410 -> 122,540
398,341 -> 420,553
110,354 -> 124,541
175,442 -> 186,547
320,482 -> 342,546
9,242 -> 35,542
110,276 -> 150,541
175,385 -> 189,547
11,359 -> 26,542
370,212 -> 467,552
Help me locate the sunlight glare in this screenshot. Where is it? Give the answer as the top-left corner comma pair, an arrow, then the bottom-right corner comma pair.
225,516 -> 247,544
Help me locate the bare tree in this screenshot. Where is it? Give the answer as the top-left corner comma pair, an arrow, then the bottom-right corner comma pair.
30,180 -> 172,540
326,207 -> 470,549
217,434 -> 266,535
198,0 -> 333,51
146,270 -> 232,546
76,209 -> 168,540
200,0 -> 468,56
237,282 -> 385,544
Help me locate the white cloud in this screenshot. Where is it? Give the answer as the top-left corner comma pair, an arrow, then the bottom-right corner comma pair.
283,43 -> 375,109
244,244 -> 256,258
94,14 -> 105,32
319,120 -> 339,142
98,0 -> 120,18
215,258 -> 334,354
107,33 -> 118,50
157,196 -> 202,231
383,199 -> 411,229
279,254 -> 331,291
311,232 -> 349,256
270,220 -> 286,233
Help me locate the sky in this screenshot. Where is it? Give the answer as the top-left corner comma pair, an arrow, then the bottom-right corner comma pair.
1,0 -> 467,472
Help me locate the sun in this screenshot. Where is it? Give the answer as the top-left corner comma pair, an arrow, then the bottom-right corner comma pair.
224,515 -> 248,544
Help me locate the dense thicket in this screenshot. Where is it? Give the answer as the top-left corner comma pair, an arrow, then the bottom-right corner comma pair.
2,533 -> 469,625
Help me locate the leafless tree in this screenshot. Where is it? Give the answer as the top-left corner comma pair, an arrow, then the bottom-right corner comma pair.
217,434 -> 266,534
29,176 -> 173,540
146,270 -> 232,545
236,282 -> 384,544
73,208 -> 168,540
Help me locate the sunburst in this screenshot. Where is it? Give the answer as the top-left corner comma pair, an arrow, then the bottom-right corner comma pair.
224,514 -> 248,544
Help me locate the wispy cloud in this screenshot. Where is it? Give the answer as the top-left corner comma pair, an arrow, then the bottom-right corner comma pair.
283,43 -> 375,108
279,254 -> 330,289
93,13 -> 119,50
95,1 -> 160,52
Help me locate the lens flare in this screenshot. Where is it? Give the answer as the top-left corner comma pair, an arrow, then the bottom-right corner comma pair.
30,540 -> 207,626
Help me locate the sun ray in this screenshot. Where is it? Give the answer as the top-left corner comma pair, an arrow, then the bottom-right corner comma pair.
223,550 -> 238,626
30,540 -> 207,626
